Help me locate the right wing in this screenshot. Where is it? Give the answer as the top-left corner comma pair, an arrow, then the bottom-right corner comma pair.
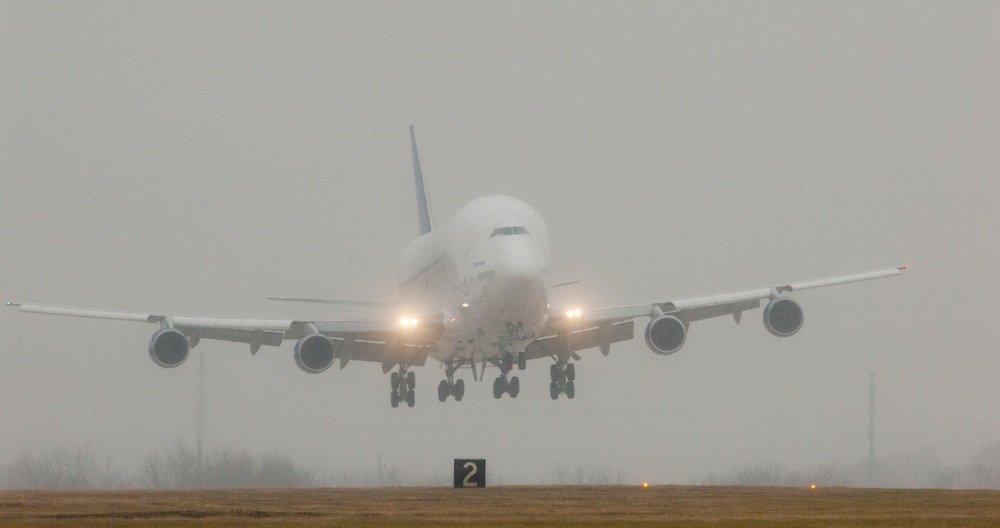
6,302 -> 443,373
525,265 -> 907,361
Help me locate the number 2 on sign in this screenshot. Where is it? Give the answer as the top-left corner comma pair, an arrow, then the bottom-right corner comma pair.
462,461 -> 478,487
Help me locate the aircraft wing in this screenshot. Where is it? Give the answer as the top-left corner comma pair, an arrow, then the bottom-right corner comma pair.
527,265 -> 907,360
5,302 -> 443,372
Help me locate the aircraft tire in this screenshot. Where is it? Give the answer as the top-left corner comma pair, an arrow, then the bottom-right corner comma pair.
566,381 -> 575,399
438,380 -> 449,402
566,363 -> 575,381
391,390 -> 400,408
454,379 -> 465,401
549,381 -> 559,400
492,377 -> 504,399
406,371 -> 416,390
390,372 -> 400,391
509,376 -> 520,398
517,352 -> 526,370
406,389 -> 415,408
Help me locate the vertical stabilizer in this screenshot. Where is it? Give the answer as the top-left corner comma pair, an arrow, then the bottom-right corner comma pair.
410,126 -> 434,235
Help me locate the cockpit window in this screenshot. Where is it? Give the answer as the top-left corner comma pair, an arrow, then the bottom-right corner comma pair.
490,226 -> 529,237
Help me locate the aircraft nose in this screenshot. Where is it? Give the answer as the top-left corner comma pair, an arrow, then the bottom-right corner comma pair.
497,243 -> 544,283
493,244 -> 548,321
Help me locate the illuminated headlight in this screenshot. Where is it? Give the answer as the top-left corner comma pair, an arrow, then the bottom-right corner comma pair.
565,309 -> 582,318
400,317 -> 419,327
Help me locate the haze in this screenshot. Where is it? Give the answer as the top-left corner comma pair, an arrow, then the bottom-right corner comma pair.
2,2 -> 998,486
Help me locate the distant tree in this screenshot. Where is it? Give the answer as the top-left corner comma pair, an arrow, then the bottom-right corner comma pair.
733,463 -> 784,486
965,441 -> 1000,489
137,441 -> 317,489
1,447 -> 124,490
549,463 -> 626,485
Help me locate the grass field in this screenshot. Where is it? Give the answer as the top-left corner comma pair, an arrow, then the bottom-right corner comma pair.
1,486 -> 998,527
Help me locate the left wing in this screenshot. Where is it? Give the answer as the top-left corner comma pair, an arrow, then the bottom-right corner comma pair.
5,302 -> 443,373
526,265 -> 907,360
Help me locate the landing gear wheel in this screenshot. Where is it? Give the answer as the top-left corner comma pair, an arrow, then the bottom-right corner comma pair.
550,381 -> 559,400
406,389 -> 415,408
566,381 -> 575,399
493,376 -> 507,399
454,379 -> 465,401
391,390 -> 400,408
550,364 -> 561,383
502,352 -> 514,372
390,372 -> 400,392
406,371 -> 416,390
566,363 -> 575,381
517,351 -> 526,370
438,380 -> 449,402
508,376 -> 520,398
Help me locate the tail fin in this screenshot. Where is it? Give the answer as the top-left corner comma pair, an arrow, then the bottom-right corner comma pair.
410,126 -> 433,235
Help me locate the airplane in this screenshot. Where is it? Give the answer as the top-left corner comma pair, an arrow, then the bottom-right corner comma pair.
7,127 -> 907,408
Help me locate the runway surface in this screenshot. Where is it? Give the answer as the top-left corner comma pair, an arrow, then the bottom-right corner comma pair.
1,485 -> 998,527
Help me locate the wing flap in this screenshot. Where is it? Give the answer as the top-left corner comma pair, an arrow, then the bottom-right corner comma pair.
182,327 -> 285,348
524,320 -> 634,361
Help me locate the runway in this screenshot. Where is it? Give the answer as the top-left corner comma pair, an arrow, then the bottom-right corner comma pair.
1,485 -> 998,527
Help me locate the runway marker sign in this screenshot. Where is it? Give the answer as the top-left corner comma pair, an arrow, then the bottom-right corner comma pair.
454,459 -> 486,488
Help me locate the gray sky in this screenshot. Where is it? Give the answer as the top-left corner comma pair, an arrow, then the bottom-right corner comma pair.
2,1 -> 998,485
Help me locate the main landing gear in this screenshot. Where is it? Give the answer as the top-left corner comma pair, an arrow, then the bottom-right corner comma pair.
390,366 -> 415,408
549,362 -> 575,400
437,362 -> 465,402
493,351 -> 520,399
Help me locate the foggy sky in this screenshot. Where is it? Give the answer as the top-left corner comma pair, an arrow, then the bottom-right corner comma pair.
2,1 -> 998,485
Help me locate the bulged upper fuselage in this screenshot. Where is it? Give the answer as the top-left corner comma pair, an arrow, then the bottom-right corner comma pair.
398,195 -> 551,363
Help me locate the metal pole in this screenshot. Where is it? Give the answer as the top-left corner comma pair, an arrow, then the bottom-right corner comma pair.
197,350 -> 205,469
868,372 -> 875,487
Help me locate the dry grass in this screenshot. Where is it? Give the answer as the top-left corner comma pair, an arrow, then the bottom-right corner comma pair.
0,486 -> 998,527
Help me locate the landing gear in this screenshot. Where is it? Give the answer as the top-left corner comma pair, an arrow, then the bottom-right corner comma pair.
492,374 -> 520,399
490,348 -> 521,400
438,378 -> 466,402
548,362 -> 576,400
390,366 -> 416,408
501,352 -> 514,372
437,362 -> 466,403
517,351 -> 526,371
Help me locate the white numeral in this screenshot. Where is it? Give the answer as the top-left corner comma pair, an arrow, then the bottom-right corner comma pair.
462,461 -> 478,487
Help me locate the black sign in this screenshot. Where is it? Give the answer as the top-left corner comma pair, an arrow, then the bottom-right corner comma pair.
454,459 -> 486,488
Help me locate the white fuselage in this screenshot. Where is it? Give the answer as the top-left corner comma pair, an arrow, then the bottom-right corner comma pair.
398,195 -> 551,363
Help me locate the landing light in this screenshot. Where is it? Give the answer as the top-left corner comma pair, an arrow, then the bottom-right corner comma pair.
400,318 -> 418,327
642,482 -> 649,489
566,309 -> 582,318
810,484 -> 817,489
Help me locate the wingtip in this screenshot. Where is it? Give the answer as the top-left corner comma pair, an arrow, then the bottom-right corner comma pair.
898,264 -> 909,271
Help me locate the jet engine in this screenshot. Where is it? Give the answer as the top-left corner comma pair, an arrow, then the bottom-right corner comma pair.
148,328 -> 190,368
294,333 -> 339,373
763,297 -> 804,337
644,315 -> 687,355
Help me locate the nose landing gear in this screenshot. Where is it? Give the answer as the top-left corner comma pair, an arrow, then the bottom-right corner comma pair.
492,351 -> 520,399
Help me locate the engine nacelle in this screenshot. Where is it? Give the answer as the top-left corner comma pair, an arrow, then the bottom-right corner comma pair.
148,328 -> 190,368
763,297 -> 804,337
294,333 -> 339,373
644,315 -> 687,355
